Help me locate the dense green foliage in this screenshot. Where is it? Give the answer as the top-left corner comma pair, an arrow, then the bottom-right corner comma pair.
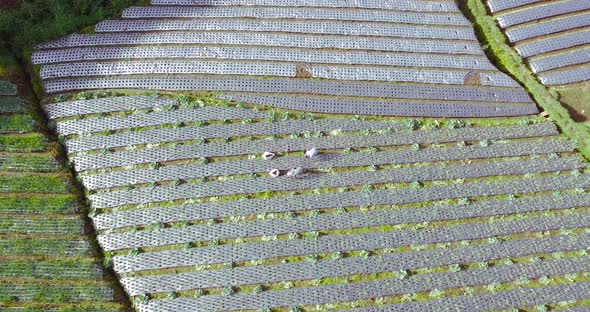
0,133 -> 47,152
0,0 -> 147,57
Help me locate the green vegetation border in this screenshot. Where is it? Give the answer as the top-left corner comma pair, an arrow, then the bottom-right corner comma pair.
459,0 -> 590,160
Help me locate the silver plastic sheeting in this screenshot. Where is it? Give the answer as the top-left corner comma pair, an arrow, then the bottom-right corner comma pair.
32,46 -> 493,70
92,174 -> 586,230
515,29 -> 590,58
44,96 -> 176,119
98,192 -> 590,251
88,157 -> 583,208
70,122 -> 559,171
134,258 -> 590,311
122,6 -> 470,26
496,0 -> 590,28
64,119 -> 401,153
529,47 -> 590,73
351,282 -> 590,312
81,139 -> 572,190
40,60 -> 296,80
55,106 -> 266,136
115,212 -> 590,273
538,64 -> 590,85
35,33 -> 483,55
43,76 -> 533,103
120,231 -> 590,294
149,0 -> 461,12
95,19 -> 477,41
309,66 -> 518,87
505,12 -> 590,42
486,0 -> 541,13
218,93 -> 537,117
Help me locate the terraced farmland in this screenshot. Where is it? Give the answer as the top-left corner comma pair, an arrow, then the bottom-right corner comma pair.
36,92 -> 587,312
486,0 -> 590,87
16,0 -> 590,311
32,0 -> 538,117
0,79 -> 124,311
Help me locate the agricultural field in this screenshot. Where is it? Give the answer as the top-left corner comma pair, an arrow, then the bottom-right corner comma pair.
482,0 -> 590,121
0,62 -> 126,310
2,0 -> 590,311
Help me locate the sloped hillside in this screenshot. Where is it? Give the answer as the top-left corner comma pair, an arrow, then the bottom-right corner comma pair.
25,0 -> 590,311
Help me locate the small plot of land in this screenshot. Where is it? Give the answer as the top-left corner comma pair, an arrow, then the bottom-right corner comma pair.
0,78 -> 124,311
42,93 -> 590,312
32,0 -> 537,117
485,0 -> 590,120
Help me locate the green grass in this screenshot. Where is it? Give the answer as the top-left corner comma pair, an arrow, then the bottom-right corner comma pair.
0,0 -> 148,59
0,194 -> 77,214
0,258 -> 99,280
0,173 -> 68,193
0,154 -> 60,171
460,0 -> 590,160
0,238 -> 90,257
0,114 -> 35,133
0,216 -> 83,235
0,133 -> 47,152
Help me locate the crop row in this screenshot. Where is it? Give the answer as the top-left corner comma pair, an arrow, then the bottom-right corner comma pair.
0,238 -> 91,257
64,118 -> 402,153
539,65 -> 590,86
0,154 -> 60,171
45,95 -> 177,119
32,45 -> 492,70
529,47 -> 590,73
352,281 -> 590,312
505,12 -> 590,42
98,192 -> 590,251
122,5 -> 468,25
113,211 -> 590,273
43,75 -> 532,103
486,0 -> 540,13
0,194 -> 78,214
515,29 -> 590,58
0,80 -> 17,96
82,138 -> 573,190
135,256 -> 590,311
0,259 -> 101,280
496,0 -> 589,28
0,174 -> 68,194
218,93 -> 537,117
41,61 -> 517,88
0,133 -> 48,152
122,232 -> 590,295
148,0 -> 461,12
94,19 -> 476,41
92,174 -> 590,230
89,156 -> 583,208
0,216 -> 84,235
0,96 -> 25,113
55,105 -> 266,136
0,114 -> 35,134
71,122 -> 558,171
37,32 -> 484,55
0,283 -> 114,303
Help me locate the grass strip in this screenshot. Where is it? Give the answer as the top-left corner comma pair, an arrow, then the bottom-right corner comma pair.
0,174 -> 68,194
460,0 -> 590,159
0,133 -> 47,152
0,154 -> 60,172
0,114 -> 35,133
0,194 -> 77,214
